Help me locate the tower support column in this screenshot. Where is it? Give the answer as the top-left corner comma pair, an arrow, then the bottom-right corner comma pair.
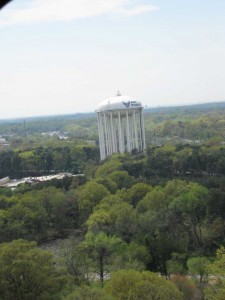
126,110 -> 131,152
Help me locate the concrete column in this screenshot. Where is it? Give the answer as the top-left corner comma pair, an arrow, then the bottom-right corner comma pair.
126,110 -> 131,152
97,113 -> 103,160
133,110 -> 139,150
118,111 -> 124,153
141,109 -> 146,150
113,117 -> 118,153
110,112 -> 116,153
103,113 -> 109,156
138,110 -> 143,150
107,115 -> 112,155
129,114 -> 134,150
101,113 -> 106,159
99,113 -> 106,160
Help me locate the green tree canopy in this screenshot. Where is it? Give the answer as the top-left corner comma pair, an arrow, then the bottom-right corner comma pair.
0,239 -> 67,300
81,232 -> 125,286
105,269 -> 182,300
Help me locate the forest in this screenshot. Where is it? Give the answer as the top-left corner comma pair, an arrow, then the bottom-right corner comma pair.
1,102 -> 225,299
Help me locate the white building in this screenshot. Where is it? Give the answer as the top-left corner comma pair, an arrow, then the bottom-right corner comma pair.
96,93 -> 146,160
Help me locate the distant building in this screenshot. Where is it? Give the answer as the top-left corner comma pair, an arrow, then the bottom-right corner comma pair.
96,92 -> 146,160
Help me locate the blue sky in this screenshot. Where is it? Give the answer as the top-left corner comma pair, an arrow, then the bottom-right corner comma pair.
1,0 -> 225,118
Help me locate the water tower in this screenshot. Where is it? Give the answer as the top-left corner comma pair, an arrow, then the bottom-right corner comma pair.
96,92 -> 146,160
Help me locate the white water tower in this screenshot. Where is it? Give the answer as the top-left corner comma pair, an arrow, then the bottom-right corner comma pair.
96,92 -> 146,160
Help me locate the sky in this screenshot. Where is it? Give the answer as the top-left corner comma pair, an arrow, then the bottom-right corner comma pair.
1,0 -> 225,118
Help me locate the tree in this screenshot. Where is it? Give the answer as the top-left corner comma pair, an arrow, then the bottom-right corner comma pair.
169,183 -> 209,251
60,237 -> 91,285
0,239 -> 67,300
88,198 -> 138,243
170,275 -> 198,300
95,159 -> 122,178
187,256 -> 209,300
136,187 -> 167,213
95,177 -> 118,194
86,208 -> 112,235
108,170 -> 134,189
167,252 -> 188,276
105,269 -> 182,300
117,241 -> 151,271
127,183 -> 152,207
78,181 -> 110,220
110,202 -> 138,242
204,247 -> 225,300
64,286 -> 114,300
81,232 -> 125,286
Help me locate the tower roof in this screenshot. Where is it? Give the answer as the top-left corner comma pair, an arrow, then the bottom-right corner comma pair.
96,95 -> 143,112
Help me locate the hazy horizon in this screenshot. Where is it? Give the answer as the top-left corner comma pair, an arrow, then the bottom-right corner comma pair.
1,0 -> 225,118
0,98 -> 224,122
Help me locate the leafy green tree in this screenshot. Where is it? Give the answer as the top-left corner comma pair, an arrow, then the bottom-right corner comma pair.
108,170 -> 134,189
63,286 -> 114,300
87,199 -> 138,243
87,208 -> 112,234
95,159 -> 122,178
60,237 -> 91,285
81,232 -> 125,286
8,197 -> 48,239
0,239 -> 67,300
169,183 -> 209,251
187,256 -> 209,300
78,181 -> 110,221
204,247 -> 225,300
170,275 -> 199,300
105,269 -> 182,300
110,202 -> 138,242
127,183 -> 152,207
36,187 -> 73,232
167,253 -> 188,276
117,241 -> 151,271
137,208 -> 188,275
95,177 -> 118,194
136,186 -> 167,213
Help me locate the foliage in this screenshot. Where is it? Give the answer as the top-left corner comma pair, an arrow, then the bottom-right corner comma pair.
95,159 -> 122,178
170,275 -> 199,300
81,232 -> 125,285
59,237 -> 91,286
204,247 -> 225,300
64,286 -> 114,300
0,239 -> 67,300
0,187 -> 81,243
78,181 -> 110,221
0,143 -> 99,178
2,104 -> 225,298
187,256 -> 210,299
105,269 -> 182,300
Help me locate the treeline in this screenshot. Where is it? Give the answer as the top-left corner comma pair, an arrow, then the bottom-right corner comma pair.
1,102 -> 225,144
146,115 -> 225,140
144,143 -> 225,178
0,144 -> 99,178
145,104 -> 225,143
0,113 -> 96,136
106,144 -> 225,181
2,138 -> 225,180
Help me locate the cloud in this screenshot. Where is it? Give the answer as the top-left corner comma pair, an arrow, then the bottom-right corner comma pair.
0,0 -> 159,26
117,4 -> 159,16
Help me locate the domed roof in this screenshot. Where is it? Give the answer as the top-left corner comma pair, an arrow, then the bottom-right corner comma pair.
96,95 -> 143,112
